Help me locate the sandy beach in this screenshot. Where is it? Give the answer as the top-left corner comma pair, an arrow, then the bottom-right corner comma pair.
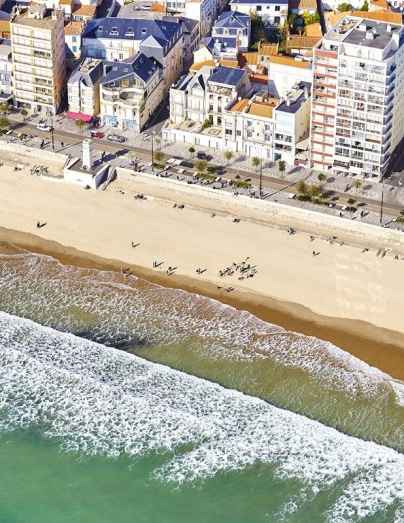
1,159 -> 404,380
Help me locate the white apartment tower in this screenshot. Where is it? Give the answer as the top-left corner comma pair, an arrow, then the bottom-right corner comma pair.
310,16 -> 404,180
11,6 -> 66,115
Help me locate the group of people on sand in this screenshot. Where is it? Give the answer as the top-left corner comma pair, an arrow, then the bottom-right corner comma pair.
218,258 -> 257,281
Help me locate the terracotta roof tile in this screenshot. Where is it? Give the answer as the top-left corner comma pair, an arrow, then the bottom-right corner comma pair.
219,59 -> 238,67
248,100 -> 277,118
190,60 -> 215,71
350,10 -> 402,22
270,55 -> 310,68
231,99 -> 249,112
64,21 -> 85,35
72,4 -> 96,16
286,35 -> 321,49
258,44 -> 278,56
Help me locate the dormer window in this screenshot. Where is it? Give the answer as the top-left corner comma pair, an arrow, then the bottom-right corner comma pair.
110,26 -> 118,35
141,28 -> 147,34
98,25 -> 103,31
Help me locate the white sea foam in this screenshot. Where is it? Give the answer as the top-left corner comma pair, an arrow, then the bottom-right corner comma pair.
0,311 -> 404,521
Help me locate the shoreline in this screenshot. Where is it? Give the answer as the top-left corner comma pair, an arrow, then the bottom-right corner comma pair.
1,151 -> 404,381
2,226 -> 404,381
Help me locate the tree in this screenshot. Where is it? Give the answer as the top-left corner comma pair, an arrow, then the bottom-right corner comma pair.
195,159 -> 207,175
278,160 -> 286,178
296,180 -> 308,195
338,2 -> 353,11
309,184 -> 320,198
0,114 -> 9,132
360,0 -> 369,10
0,102 -> 9,114
154,151 -> 165,164
251,156 -> 261,171
318,173 -> 326,184
353,180 -> 362,194
189,146 -> 195,158
76,119 -> 86,133
20,108 -> 28,121
347,198 -> 356,213
224,150 -> 234,164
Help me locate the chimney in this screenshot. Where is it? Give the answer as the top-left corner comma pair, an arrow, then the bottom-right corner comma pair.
286,95 -> 291,106
82,139 -> 94,170
304,86 -> 309,99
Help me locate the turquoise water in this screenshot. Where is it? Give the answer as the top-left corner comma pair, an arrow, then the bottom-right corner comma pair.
0,241 -> 403,522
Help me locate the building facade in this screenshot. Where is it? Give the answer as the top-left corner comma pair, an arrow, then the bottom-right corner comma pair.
100,53 -> 164,132
0,38 -> 12,103
10,6 -> 66,114
310,16 -> 404,180
67,57 -> 103,118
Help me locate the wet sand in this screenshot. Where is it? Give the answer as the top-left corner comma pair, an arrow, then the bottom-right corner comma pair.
1,160 -> 404,381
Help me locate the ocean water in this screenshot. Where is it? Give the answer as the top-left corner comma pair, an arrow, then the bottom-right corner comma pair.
0,241 -> 403,523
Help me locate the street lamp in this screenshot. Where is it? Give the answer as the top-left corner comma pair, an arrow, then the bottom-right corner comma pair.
150,129 -> 155,176
380,180 -> 385,227
259,148 -> 263,198
47,109 -> 54,151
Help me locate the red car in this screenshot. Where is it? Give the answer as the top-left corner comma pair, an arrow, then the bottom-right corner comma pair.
90,131 -> 104,139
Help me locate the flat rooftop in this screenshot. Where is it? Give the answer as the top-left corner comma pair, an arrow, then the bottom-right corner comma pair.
327,16 -> 402,49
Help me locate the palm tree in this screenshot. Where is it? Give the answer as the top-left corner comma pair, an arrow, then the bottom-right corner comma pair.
189,146 -> 195,158
353,180 -> 362,194
0,114 -> 9,133
224,150 -> 234,165
278,160 -> 286,178
20,108 -> 28,121
76,119 -> 86,133
251,156 -> 260,171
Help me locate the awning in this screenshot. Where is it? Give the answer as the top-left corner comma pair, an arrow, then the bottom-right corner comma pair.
65,111 -> 93,123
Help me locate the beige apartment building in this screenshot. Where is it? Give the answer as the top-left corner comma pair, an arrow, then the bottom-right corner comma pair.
11,6 -> 66,115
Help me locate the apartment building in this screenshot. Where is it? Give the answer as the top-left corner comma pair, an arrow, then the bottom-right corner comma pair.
10,6 -> 66,114
67,58 -> 103,119
229,0 -> 288,27
223,91 -> 276,158
100,53 -> 164,132
81,18 -> 183,93
310,16 -> 404,180
0,38 -> 12,103
212,11 -> 251,52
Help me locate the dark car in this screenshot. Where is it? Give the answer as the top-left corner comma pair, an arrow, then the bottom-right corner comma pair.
196,151 -> 207,160
90,131 -> 104,139
107,134 -> 126,143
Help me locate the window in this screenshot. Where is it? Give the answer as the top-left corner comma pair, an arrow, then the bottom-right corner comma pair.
275,5 -> 280,10
274,16 -> 280,23
72,36 -> 77,42
256,5 -> 262,10
72,46 -> 78,53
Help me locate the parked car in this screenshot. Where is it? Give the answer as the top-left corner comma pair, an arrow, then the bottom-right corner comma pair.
36,123 -> 52,132
196,151 -> 207,160
90,131 -> 104,139
140,3 -> 151,9
107,134 -> 126,143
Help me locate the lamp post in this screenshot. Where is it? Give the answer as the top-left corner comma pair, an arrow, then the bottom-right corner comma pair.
379,180 -> 385,227
259,148 -> 263,198
47,108 -> 54,151
150,129 -> 155,176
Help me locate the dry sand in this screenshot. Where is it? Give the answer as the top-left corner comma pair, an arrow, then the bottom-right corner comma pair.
1,160 -> 404,380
